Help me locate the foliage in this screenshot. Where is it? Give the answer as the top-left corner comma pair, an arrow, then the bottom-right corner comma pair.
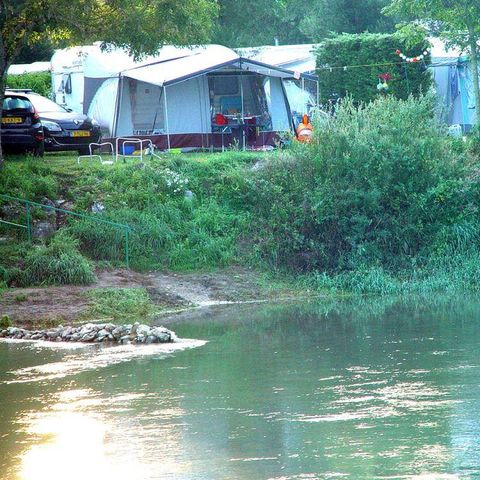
9,232 -> 94,286
213,0 -> 395,47
316,31 -> 432,104
245,95 -> 473,273
0,158 -> 58,199
294,0 -> 395,42
6,71 -> 51,97
83,288 -> 156,323
0,315 -> 11,328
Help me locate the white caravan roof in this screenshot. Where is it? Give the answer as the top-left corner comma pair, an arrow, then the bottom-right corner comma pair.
236,44 -> 319,73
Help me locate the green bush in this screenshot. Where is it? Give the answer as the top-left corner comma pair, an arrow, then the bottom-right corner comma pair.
316,31 -> 432,104
11,233 -> 95,286
246,95 -> 472,273
6,71 -> 51,97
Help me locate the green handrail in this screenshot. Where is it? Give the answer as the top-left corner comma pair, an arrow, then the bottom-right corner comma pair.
0,193 -> 131,268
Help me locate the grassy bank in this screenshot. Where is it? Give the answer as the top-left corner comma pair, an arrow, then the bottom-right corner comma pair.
2,95 -> 480,296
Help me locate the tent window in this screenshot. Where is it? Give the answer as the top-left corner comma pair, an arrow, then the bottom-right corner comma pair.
208,73 -> 271,129
60,73 -> 72,94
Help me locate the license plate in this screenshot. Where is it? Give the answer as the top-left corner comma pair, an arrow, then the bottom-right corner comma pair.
71,130 -> 90,137
2,117 -> 22,124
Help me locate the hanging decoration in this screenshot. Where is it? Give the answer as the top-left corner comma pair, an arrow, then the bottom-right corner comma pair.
395,47 -> 430,63
377,72 -> 391,91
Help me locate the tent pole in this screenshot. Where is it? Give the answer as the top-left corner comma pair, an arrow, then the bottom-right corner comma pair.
240,60 -> 245,150
164,85 -> 171,151
113,74 -> 123,138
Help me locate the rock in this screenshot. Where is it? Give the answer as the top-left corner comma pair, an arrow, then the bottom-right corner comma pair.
33,220 -> 56,240
131,322 -> 140,335
137,324 -> 150,336
0,322 -> 176,346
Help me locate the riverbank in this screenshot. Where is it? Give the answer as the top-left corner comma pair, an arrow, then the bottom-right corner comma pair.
0,266 -> 307,328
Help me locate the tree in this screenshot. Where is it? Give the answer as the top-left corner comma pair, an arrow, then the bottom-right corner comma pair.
212,0 -> 307,47
213,0 -> 395,47
291,0 -> 396,42
0,0 -> 218,164
384,0 -> 480,125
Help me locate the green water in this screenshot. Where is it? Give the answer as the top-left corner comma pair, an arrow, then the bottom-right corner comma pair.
1,297 -> 480,480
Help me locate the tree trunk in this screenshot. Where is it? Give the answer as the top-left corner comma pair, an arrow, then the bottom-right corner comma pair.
468,32 -> 480,129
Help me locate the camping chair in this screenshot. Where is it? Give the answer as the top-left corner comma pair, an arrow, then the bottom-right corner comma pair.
77,142 -> 115,165
211,113 -> 232,151
115,137 -> 163,162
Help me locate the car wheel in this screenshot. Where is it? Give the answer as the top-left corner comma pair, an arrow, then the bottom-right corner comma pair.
78,147 -> 90,156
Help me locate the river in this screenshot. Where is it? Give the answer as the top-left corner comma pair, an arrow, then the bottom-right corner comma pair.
0,297 -> 479,479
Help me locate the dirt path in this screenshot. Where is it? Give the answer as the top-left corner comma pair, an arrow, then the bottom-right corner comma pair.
0,267 -> 287,327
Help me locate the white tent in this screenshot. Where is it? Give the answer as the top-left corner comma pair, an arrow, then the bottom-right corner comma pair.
89,45 -> 318,150
50,43 -> 198,114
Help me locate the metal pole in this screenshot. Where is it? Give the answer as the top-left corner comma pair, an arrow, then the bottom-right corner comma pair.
26,203 -> 32,242
240,63 -> 245,150
125,228 -> 129,269
164,86 -> 171,151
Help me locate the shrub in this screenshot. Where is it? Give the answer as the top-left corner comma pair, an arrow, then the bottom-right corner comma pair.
6,71 -> 51,98
246,95 -> 472,273
316,31 -> 432,104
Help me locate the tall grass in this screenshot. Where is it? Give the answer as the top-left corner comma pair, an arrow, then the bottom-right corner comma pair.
9,233 -> 95,286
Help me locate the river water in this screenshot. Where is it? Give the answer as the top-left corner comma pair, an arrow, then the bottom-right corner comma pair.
1,297 -> 480,480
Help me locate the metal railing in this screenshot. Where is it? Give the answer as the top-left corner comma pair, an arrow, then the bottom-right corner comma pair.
0,194 -> 131,268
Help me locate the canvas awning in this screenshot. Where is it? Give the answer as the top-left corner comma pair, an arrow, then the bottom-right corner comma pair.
120,45 -> 318,87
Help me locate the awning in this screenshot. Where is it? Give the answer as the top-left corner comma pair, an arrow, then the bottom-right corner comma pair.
120,45 -> 318,87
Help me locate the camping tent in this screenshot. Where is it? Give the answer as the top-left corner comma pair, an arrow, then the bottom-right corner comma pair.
51,43 -> 196,114
88,44 -> 318,150
237,44 -> 320,121
430,38 -> 478,132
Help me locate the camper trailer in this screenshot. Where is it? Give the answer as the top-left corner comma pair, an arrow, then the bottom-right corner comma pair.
51,44 -> 193,115
87,45 -> 318,150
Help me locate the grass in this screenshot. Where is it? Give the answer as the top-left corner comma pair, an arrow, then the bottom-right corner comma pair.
82,287 -> 157,323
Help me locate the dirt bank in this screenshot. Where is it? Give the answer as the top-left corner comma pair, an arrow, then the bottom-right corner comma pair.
0,267 -> 298,328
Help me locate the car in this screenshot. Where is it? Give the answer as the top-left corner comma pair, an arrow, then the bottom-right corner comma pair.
6,89 -> 101,154
1,93 -> 45,156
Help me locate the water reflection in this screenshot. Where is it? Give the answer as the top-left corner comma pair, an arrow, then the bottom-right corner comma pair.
1,296 -> 480,479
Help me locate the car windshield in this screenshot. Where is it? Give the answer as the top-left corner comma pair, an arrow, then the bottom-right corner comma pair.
28,95 -> 67,113
3,97 -> 32,111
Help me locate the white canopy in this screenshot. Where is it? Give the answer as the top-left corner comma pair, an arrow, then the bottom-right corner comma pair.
121,45 -> 318,87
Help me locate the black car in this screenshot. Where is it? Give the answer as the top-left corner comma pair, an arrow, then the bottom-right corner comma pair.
1,93 -> 44,156
10,90 -> 101,155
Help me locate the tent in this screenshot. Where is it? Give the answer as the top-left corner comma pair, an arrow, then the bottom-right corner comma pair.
50,43 -> 197,114
430,38 -> 478,133
237,44 -> 320,122
88,45 -> 318,150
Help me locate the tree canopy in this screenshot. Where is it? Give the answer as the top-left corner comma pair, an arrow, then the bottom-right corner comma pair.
212,0 -> 395,47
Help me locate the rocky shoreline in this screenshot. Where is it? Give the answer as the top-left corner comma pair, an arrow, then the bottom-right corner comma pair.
0,322 -> 176,345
